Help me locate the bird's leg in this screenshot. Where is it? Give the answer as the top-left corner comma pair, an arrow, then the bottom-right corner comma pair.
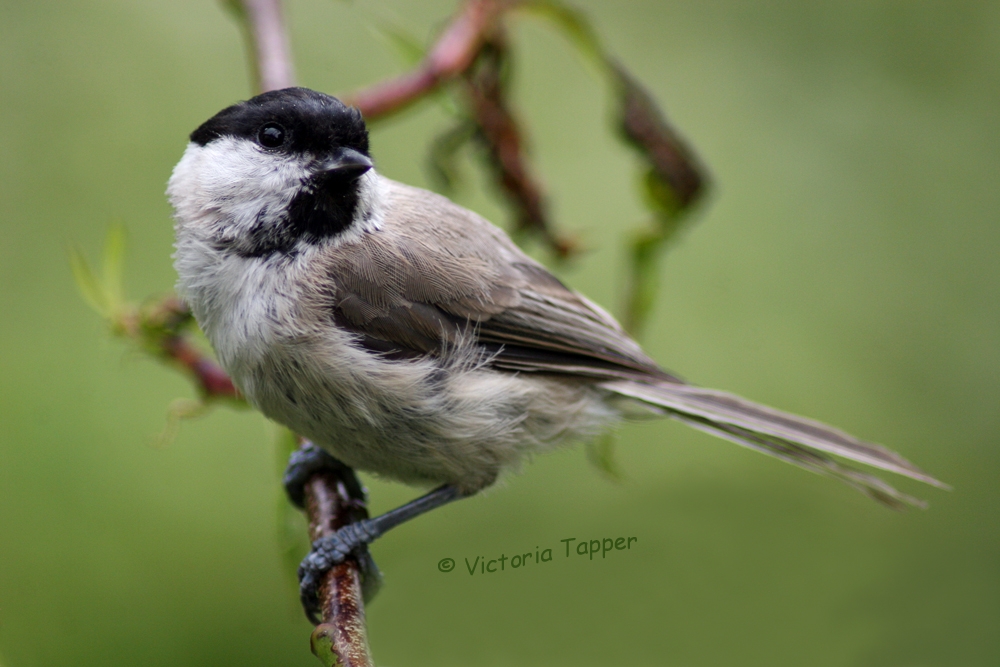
284,444 -> 466,623
297,483 -> 464,623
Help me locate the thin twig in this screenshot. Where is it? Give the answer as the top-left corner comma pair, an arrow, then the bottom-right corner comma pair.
238,0 -> 296,92
105,295 -> 241,401
348,0 -> 575,256
304,460 -> 375,667
161,336 -> 239,399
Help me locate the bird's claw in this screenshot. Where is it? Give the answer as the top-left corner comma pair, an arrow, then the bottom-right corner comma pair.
298,520 -> 383,624
283,442 -> 353,509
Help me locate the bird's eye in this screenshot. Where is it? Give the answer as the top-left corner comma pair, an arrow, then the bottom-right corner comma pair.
257,122 -> 286,148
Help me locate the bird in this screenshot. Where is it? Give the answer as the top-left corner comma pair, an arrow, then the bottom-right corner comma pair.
168,87 -> 944,621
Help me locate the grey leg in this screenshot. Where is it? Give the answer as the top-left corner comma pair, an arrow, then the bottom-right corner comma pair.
298,483 -> 465,623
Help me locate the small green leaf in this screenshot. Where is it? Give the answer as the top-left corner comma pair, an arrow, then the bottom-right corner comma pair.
69,246 -> 108,316
69,225 -> 129,320
519,0 -> 609,72
586,431 -> 625,482
370,18 -> 426,66
101,223 -> 127,314
310,625 -> 343,667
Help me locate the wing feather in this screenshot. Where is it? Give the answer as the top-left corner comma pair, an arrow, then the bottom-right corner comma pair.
320,179 -> 667,378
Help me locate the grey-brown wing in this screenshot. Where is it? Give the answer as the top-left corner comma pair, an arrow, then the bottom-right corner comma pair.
472,262 -> 674,380
317,179 -> 674,382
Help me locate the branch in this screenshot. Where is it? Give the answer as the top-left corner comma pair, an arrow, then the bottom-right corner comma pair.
347,1 -> 575,256
90,287 -> 373,666
225,0 -> 297,92
304,454 -> 376,667
144,297 -> 240,400
345,0 -> 512,120
161,336 -> 239,398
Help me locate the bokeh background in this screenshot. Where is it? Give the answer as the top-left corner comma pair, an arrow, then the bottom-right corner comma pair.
2,1 -> 998,665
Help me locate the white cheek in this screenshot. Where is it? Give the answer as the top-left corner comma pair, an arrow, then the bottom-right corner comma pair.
168,137 -> 311,240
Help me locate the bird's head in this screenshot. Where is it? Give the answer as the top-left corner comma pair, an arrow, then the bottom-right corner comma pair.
168,87 -> 378,258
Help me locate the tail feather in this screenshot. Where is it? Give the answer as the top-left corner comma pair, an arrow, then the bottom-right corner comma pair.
675,414 -> 927,509
601,380 -> 947,509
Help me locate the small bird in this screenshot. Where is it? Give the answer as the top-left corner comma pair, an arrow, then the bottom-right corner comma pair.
168,87 -> 943,621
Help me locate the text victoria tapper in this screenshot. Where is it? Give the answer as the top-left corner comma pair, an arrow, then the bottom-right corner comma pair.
437,536 -> 639,575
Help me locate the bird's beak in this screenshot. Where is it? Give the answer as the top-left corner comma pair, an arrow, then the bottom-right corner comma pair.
316,147 -> 373,184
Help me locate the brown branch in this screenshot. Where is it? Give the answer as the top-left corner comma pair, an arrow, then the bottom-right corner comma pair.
345,0 -> 513,120
107,295 -> 240,401
161,336 -> 239,399
134,299 -> 375,665
304,460 -> 375,667
346,0 -> 575,256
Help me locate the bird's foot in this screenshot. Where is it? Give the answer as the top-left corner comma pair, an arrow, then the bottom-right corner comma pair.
299,520 -> 382,624
283,442 -> 361,509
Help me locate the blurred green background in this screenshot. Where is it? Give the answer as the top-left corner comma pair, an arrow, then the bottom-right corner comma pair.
2,1 -> 998,665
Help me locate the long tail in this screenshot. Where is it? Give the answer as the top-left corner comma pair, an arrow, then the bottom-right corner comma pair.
600,380 -> 948,509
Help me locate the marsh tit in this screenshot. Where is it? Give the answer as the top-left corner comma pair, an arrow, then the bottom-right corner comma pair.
169,88 -> 942,621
